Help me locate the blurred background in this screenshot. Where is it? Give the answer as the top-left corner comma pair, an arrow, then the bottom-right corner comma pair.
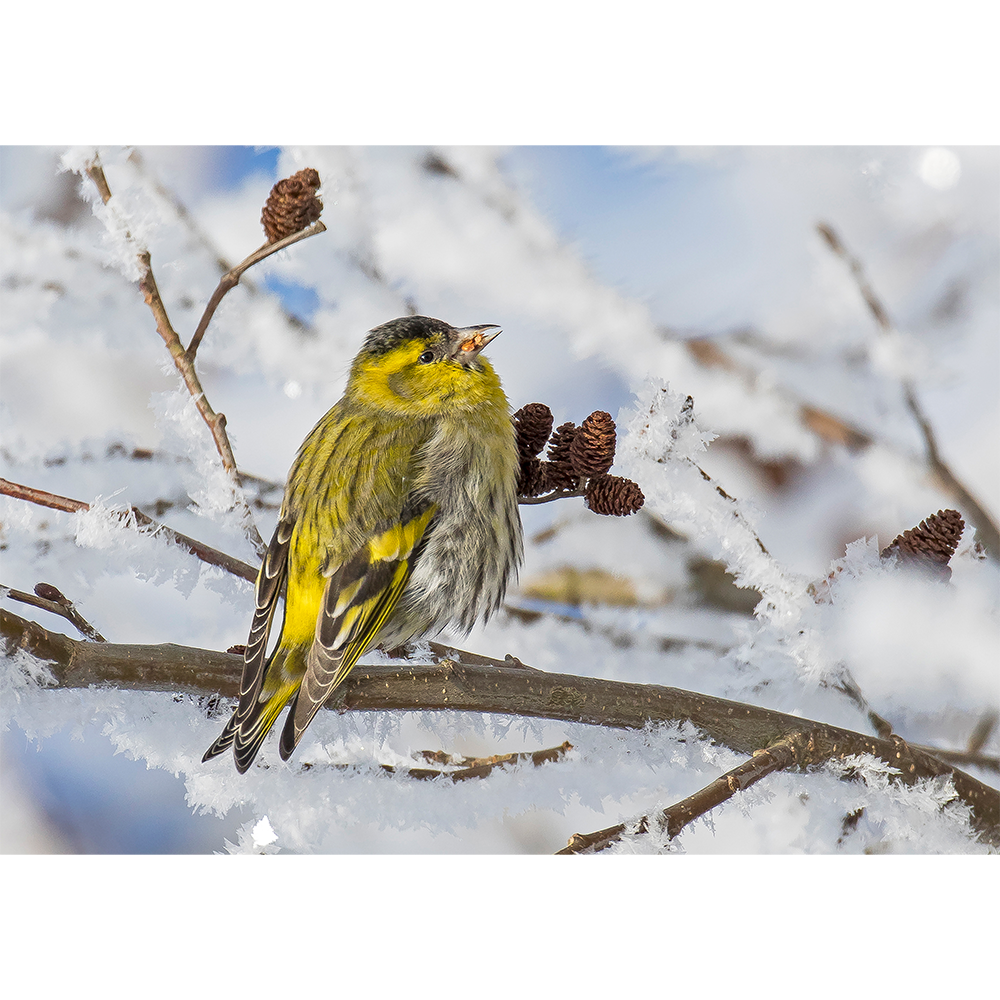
2,145 -> 997,852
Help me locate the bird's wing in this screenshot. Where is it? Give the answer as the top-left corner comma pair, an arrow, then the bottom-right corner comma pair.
239,519 -> 292,716
201,518 -> 290,764
278,500 -> 437,759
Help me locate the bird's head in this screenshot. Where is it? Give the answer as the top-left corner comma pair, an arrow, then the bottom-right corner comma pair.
348,315 -> 506,416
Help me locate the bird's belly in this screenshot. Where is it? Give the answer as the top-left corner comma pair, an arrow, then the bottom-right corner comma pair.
383,503 -> 520,644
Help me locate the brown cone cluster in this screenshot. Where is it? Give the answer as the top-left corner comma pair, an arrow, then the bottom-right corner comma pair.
881,508 -> 964,582
512,402 -> 643,516
261,168 -> 323,243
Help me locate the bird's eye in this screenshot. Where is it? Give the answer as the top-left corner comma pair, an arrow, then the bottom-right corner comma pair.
418,350 -> 435,364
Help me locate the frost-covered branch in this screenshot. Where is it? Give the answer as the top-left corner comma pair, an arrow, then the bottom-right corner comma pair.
816,222 -> 1000,562
4,607 -> 996,844
558,738 -> 798,854
79,156 -> 267,559
0,477 -> 258,585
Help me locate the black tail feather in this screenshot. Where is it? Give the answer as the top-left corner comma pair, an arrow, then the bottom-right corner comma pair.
202,711 -> 238,763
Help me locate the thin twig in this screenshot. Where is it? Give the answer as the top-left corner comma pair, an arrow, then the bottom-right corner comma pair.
424,641 -> 540,671
0,477 -> 258,585
831,671 -> 895,740
82,156 -> 267,558
1,584 -> 106,642
401,741 -> 573,781
518,488 -> 587,506
298,741 -> 572,780
558,739 -> 798,854
815,224 -> 890,329
126,149 -> 315,339
1,477 -> 89,515
186,221 -> 326,361
817,221 -> 1000,561
125,149 -> 235,277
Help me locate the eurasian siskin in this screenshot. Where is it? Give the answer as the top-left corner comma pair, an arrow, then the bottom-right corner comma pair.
204,315 -> 523,772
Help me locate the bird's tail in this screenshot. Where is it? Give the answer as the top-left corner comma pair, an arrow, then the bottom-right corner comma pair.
202,648 -> 301,773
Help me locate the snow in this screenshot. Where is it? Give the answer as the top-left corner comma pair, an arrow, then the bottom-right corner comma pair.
2,144 -> 997,855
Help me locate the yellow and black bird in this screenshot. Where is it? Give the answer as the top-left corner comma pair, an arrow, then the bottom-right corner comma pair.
204,316 -> 523,772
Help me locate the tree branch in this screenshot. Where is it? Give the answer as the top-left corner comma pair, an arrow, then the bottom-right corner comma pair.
393,741 -> 574,781
558,738 -> 798,853
3,608 -> 996,844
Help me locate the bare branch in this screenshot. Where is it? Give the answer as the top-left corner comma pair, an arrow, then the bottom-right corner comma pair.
501,604 -> 731,656
297,741 -> 572,781
967,710 -> 998,757
517,488 -> 587,505
909,743 -> 999,775
399,741 -> 573,781
0,477 -> 89,514
186,221 -> 326,361
830,671 -> 894,741
2,584 -> 106,642
815,223 -> 892,329
125,149 -> 234,276
683,336 -> 874,452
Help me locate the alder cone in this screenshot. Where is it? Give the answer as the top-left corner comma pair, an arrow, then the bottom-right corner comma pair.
569,410 -> 616,476
546,422 -> 580,490
881,508 -> 964,582
585,474 -> 644,516
517,457 -> 550,497
261,168 -> 323,243
513,403 -> 554,459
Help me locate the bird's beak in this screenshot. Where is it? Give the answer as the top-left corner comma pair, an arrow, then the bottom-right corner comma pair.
450,324 -> 501,362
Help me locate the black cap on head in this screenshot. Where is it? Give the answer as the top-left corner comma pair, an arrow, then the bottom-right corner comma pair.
363,316 -> 454,356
